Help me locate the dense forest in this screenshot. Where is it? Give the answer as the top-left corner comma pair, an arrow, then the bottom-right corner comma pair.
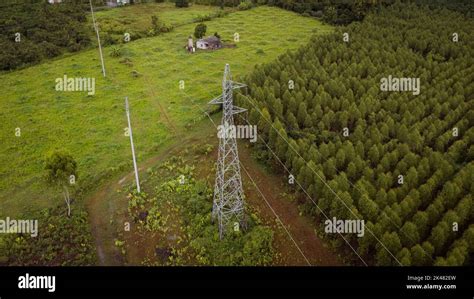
194,0 -> 474,24
0,1 -> 91,70
236,3 -> 474,266
194,0 -> 383,24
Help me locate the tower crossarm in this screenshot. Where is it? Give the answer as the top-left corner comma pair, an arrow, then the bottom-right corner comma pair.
231,106 -> 247,115
230,81 -> 247,90
209,94 -> 224,105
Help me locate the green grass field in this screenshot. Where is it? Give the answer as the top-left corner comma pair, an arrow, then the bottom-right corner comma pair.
95,2 -> 227,27
0,6 -> 332,218
91,3 -> 231,43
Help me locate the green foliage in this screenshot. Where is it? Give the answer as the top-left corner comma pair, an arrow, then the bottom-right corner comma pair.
193,0 -> 380,25
110,46 -> 123,58
195,0 -> 473,25
44,151 -> 77,188
376,232 -> 401,266
0,1 -> 90,70
151,15 -> 160,30
238,0 -> 254,11
240,4 -> 474,266
0,206 -> 96,266
130,158 -> 275,266
194,14 -> 212,22
194,23 -> 207,39
90,2 -> 218,47
44,151 -> 78,217
148,15 -> 173,36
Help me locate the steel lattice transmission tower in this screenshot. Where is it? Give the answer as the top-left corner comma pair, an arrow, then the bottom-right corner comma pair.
209,64 -> 247,239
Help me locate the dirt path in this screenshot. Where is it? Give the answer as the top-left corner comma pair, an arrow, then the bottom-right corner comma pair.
85,140 -> 191,265
86,178 -> 124,265
238,144 -> 342,266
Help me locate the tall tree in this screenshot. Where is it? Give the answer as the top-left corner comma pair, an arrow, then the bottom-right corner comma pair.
44,151 -> 77,217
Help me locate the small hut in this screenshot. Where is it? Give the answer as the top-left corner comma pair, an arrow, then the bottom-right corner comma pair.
196,36 -> 222,50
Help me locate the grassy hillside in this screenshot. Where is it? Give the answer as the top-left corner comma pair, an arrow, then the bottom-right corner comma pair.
0,6 -> 332,218
94,2 -> 227,29
91,3 -> 232,45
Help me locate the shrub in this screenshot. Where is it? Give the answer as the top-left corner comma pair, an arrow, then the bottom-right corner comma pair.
238,0 -> 254,11
103,34 -> 119,46
194,14 -> 212,22
194,23 -> 207,39
160,24 -> 174,33
110,46 -> 123,58
214,10 -> 229,18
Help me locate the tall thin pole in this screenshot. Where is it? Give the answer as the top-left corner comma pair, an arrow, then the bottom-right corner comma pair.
89,0 -> 106,77
125,97 -> 141,193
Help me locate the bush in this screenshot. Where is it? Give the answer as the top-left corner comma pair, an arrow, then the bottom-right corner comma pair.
160,24 -> 174,33
149,15 -> 173,35
194,14 -> 212,22
214,10 -> 229,18
110,46 -> 123,58
103,34 -> 119,46
194,23 -> 207,39
38,41 -> 62,58
238,0 -> 254,11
